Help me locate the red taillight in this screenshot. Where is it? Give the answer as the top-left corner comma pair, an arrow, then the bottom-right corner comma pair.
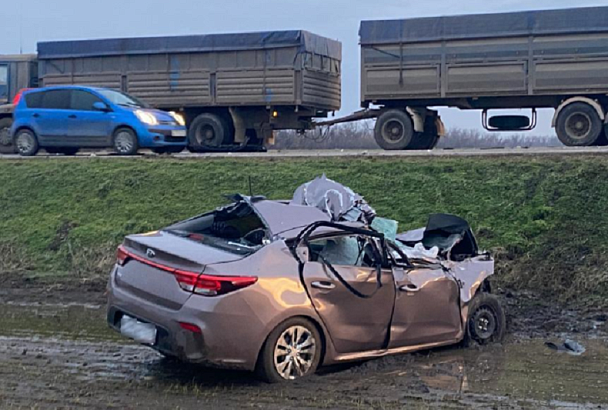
12,88 -> 32,106
179,322 -> 202,334
115,245 -> 257,297
116,245 -> 129,266
174,269 -> 257,297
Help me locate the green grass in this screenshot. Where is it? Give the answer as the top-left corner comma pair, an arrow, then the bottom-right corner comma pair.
1,155 -> 608,305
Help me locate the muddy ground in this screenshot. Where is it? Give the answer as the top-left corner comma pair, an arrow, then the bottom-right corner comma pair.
0,285 -> 607,410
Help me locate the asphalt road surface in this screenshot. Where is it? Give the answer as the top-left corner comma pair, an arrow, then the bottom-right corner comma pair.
3,146 -> 608,160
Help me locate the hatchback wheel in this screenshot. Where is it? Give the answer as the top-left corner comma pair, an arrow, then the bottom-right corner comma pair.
466,293 -> 506,345
256,318 -> 322,383
15,129 -> 39,157
113,128 -> 139,155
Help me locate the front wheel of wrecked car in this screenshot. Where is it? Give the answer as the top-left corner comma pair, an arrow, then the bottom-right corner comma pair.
466,293 -> 506,346
256,318 -> 322,383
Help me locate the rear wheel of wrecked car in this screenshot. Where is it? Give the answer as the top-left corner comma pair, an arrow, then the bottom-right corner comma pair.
256,318 -> 322,383
0,117 -> 15,154
188,113 -> 232,152
466,293 -> 506,345
15,129 -> 39,157
374,110 -> 415,150
556,102 -> 604,147
113,127 -> 139,155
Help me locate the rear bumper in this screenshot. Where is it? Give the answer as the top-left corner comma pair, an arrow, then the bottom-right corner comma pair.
106,266 -> 267,371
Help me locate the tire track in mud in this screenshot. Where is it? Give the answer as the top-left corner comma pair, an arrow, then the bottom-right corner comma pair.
1,298 -> 608,409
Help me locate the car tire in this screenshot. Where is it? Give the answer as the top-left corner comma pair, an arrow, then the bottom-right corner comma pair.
0,117 -> 15,154
465,293 -> 506,346
255,317 -> 322,383
14,129 -> 39,157
113,128 -> 139,155
188,113 -> 232,152
556,103 -> 604,147
374,110 -> 415,150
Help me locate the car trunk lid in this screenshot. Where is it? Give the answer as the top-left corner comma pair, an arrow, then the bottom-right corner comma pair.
115,231 -> 245,309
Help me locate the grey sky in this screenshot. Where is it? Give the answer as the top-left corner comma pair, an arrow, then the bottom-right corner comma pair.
3,0 -> 607,135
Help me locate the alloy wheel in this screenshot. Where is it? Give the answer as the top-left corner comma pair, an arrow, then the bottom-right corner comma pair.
16,133 -> 35,155
273,325 -> 317,380
115,131 -> 135,154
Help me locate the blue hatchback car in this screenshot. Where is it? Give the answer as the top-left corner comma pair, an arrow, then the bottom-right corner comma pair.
11,86 -> 188,156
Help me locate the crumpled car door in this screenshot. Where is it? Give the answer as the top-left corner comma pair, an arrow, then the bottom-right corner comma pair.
389,265 -> 462,348
294,224 -> 396,355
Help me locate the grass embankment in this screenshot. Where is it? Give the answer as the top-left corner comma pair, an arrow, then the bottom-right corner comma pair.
1,155 -> 607,306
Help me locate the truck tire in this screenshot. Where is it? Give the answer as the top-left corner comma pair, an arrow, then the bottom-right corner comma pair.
374,110 -> 415,150
0,117 -> 15,154
188,113 -> 232,152
556,103 -> 604,146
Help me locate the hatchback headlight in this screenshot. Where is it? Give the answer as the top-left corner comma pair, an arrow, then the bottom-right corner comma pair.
135,110 -> 159,126
169,111 -> 186,126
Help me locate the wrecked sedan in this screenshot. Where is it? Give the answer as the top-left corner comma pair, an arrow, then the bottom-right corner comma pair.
107,177 -> 505,382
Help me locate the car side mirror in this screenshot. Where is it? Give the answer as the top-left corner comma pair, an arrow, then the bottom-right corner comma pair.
93,102 -> 110,112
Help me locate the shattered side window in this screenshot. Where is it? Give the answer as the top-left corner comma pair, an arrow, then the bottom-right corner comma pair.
310,236 -> 378,268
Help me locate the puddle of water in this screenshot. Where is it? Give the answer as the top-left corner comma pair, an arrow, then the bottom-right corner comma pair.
1,300 -> 607,408
0,301 -> 121,342
384,339 -> 608,407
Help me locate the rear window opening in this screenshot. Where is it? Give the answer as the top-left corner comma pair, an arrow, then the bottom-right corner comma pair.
165,200 -> 269,255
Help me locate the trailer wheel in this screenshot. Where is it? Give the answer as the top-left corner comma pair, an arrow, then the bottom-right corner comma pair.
0,118 -> 15,154
556,103 -> 604,146
374,110 -> 415,150
188,113 -> 232,151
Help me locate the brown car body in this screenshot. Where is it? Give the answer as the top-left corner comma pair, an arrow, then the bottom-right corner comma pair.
107,195 -> 499,379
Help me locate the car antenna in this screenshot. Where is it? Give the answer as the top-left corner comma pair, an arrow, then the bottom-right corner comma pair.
248,176 -> 253,197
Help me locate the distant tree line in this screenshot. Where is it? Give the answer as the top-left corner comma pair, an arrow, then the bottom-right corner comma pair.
272,122 -> 561,150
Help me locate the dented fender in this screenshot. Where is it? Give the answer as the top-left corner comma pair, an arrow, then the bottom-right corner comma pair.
444,255 -> 495,324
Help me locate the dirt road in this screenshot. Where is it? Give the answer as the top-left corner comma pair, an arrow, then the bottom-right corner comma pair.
0,289 -> 607,410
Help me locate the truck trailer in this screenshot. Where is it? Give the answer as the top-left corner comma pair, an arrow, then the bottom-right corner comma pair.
343,6 -> 608,150
0,55 -> 37,153
0,30 -> 341,152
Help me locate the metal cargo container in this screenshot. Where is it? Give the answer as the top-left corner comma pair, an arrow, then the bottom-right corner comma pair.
37,31 -> 341,150
0,54 -> 38,105
357,7 -> 608,148
0,54 -> 38,153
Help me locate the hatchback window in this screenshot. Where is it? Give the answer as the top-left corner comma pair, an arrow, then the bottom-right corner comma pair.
70,90 -> 104,111
24,91 -> 43,108
0,65 -> 7,101
41,90 -> 71,109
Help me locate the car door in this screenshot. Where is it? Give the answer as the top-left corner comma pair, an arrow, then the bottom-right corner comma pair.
30,89 -> 71,144
389,264 -> 462,348
300,233 -> 396,354
66,89 -> 114,146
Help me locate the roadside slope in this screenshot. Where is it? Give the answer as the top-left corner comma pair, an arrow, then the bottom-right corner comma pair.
1,155 -> 607,306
